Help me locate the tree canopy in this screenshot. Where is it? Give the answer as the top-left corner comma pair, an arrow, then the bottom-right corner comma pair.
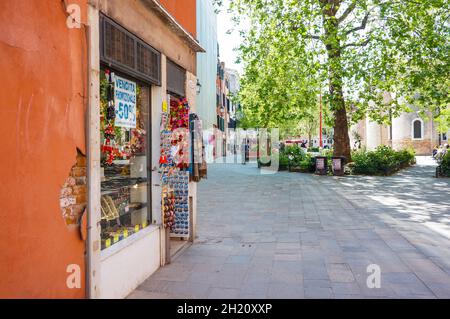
226,0 -> 450,159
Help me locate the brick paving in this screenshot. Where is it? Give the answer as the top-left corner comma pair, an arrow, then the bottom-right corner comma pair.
129,156 -> 450,299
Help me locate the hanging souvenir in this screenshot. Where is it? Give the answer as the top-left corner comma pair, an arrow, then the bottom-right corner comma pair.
162,186 -> 175,230
169,171 -> 189,237
105,70 -> 116,121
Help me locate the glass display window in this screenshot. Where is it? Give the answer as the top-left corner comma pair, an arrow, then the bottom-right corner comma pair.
99,68 -> 151,250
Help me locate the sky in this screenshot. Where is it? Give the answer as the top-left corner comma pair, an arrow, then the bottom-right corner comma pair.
216,0 -> 247,74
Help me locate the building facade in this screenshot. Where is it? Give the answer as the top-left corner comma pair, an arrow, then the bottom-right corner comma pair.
214,59 -> 227,157
225,68 -> 240,153
0,0 -> 204,299
350,111 -> 449,155
213,59 -> 242,157
0,0 -> 89,299
196,0 -> 218,131
225,68 -> 240,130
196,0 -> 218,162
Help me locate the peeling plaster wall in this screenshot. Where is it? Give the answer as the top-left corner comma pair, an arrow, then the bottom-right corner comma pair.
0,0 -> 87,298
60,150 -> 87,226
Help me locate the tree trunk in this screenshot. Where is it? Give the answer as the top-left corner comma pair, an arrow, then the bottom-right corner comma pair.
329,67 -> 351,161
320,0 -> 352,162
333,100 -> 351,161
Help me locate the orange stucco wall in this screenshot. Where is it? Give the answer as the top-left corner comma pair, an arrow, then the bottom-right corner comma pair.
158,0 -> 197,37
0,0 -> 87,298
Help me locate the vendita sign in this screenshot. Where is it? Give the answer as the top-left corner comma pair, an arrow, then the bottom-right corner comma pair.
114,75 -> 137,128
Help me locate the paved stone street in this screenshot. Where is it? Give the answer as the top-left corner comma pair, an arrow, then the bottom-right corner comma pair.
129,157 -> 450,299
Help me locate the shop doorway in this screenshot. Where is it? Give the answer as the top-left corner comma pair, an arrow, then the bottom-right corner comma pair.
165,94 -> 192,261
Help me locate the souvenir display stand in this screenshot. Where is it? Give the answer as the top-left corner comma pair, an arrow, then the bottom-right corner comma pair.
159,97 -> 191,242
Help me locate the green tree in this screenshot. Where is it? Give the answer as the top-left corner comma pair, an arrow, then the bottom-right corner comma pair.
277,111 -> 320,142
234,12 -> 322,146
229,0 -> 449,160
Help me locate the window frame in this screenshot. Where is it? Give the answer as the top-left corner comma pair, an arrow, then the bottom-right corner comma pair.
166,59 -> 186,97
99,66 -> 153,250
411,118 -> 424,140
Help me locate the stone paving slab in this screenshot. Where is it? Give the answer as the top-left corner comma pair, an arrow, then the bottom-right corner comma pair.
129,157 -> 450,299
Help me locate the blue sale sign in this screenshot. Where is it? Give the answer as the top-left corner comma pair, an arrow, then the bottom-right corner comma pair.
114,75 -> 137,128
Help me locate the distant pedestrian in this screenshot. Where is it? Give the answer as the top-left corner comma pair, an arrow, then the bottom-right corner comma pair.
245,139 -> 250,162
435,144 -> 448,164
432,145 -> 439,158
241,139 -> 249,164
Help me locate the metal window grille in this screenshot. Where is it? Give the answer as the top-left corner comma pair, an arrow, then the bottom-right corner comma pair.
167,60 -> 186,97
100,14 -> 161,85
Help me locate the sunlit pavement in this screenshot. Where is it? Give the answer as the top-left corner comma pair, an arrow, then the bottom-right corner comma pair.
129,156 -> 450,299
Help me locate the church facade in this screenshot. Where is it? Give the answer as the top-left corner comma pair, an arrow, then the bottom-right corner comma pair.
350,111 -> 449,155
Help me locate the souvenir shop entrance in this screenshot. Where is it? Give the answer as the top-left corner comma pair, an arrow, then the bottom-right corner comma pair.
161,60 -> 193,262
93,13 -> 163,298
87,3 -> 205,298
